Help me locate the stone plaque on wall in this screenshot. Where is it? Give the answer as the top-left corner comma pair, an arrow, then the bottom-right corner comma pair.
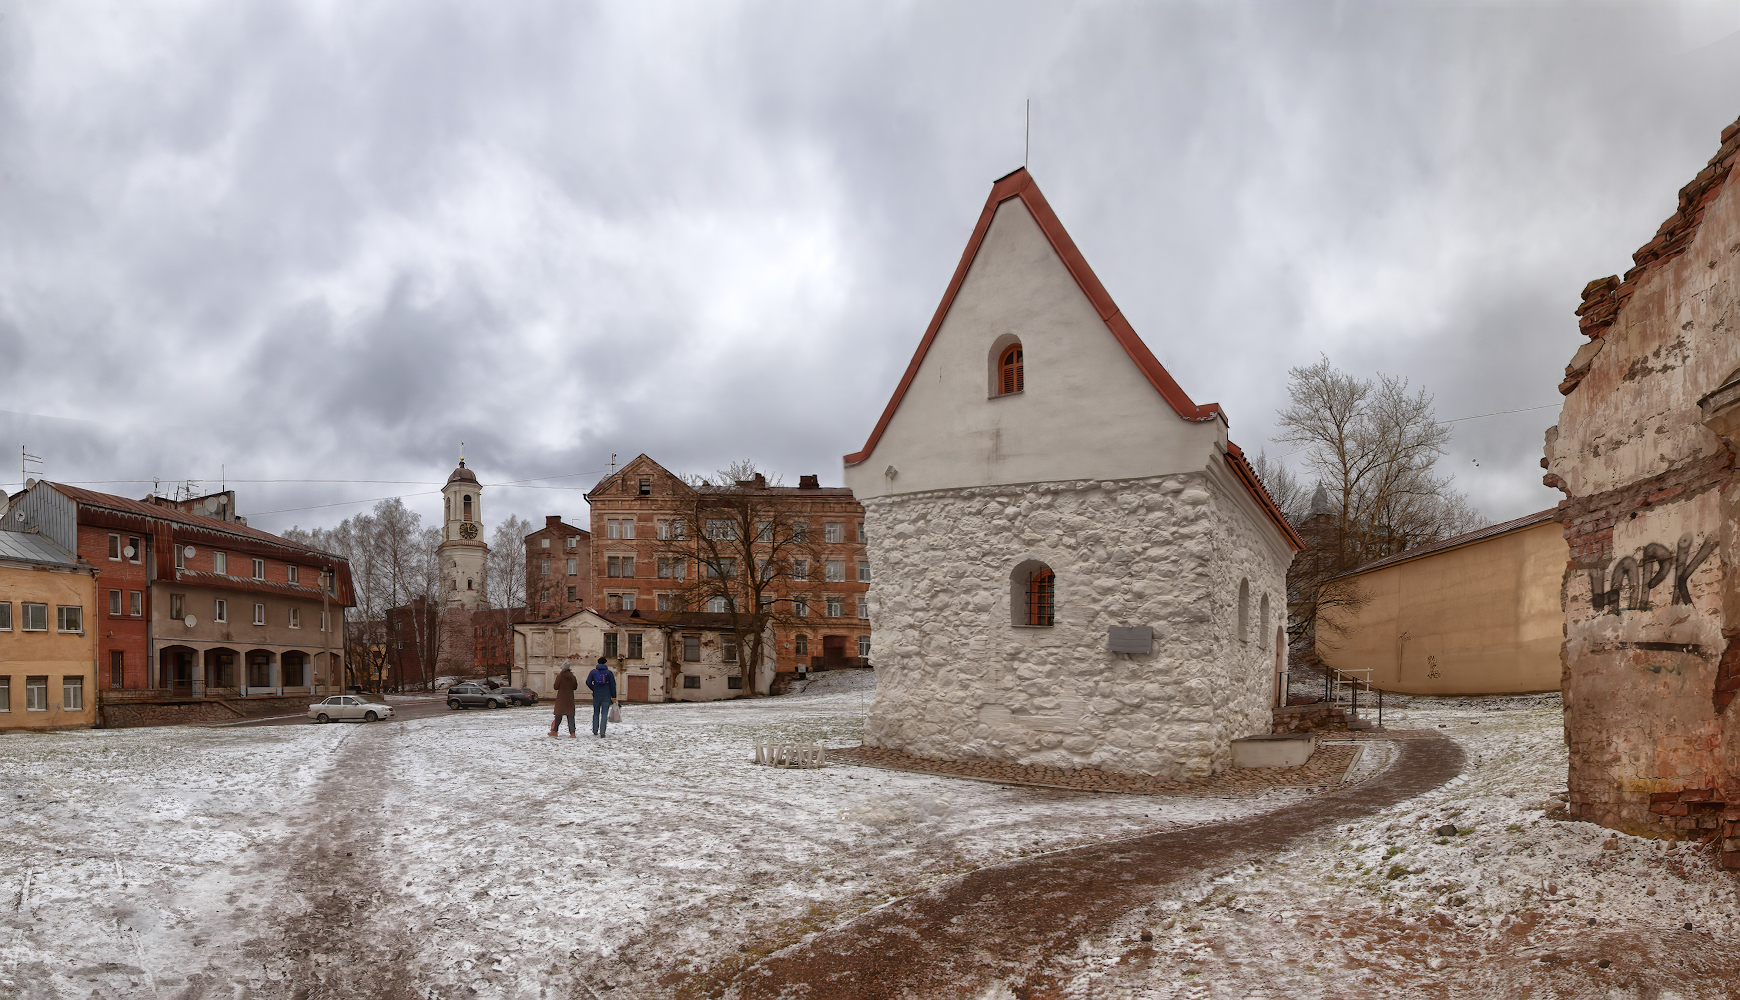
1107,626 -> 1153,655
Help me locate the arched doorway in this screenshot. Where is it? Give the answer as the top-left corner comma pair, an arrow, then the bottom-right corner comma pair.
281,651 -> 310,689
205,647 -> 239,691
159,645 -> 198,693
245,649 -> 277,692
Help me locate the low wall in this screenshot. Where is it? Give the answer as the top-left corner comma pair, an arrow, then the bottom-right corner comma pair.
98,695 -> 314,729
1272,703 -> 1348,734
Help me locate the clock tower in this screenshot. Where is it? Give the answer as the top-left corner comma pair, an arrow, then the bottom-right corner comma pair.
437,457 -> 489,613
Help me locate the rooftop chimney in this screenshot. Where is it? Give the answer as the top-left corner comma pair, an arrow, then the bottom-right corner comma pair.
798,475 -> 820,490
546,515 -> 562,527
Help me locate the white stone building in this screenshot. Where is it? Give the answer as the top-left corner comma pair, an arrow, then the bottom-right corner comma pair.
843,168 -> 1302,778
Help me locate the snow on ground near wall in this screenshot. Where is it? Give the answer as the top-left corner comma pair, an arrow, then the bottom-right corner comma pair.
1039,695 -> 1740,999
0,671 -> 1304,999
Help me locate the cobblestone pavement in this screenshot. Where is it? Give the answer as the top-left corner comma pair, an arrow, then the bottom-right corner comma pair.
826,742 -> 1365,797
725,737 -> 1466,1000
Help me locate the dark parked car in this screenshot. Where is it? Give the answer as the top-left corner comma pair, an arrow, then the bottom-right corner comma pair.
494,686 -> 539,706
446,682 -> 509,710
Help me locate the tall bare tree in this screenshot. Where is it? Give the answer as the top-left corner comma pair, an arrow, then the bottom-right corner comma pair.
654,463 -> 818,693
486,514 -> 531,613
1274,356 -> 1483,660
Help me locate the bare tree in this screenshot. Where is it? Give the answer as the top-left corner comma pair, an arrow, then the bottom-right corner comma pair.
1274,356 -> 1483,663
486,514 -> 531,613
654,463 -> 814,694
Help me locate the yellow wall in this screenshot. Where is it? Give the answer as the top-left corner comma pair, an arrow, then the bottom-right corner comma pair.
1317,520 -> 1566,695
0,562 -> 99,729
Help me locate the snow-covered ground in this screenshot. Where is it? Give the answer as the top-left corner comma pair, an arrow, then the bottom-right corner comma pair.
0,671 -> 1293,999
1038,695 -> 1740,999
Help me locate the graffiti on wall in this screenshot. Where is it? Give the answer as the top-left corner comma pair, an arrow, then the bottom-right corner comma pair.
1589,535 -> 1717,613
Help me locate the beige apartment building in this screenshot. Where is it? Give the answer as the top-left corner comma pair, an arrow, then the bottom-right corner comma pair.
0,531 -> 99,730
513,607 -> 775,702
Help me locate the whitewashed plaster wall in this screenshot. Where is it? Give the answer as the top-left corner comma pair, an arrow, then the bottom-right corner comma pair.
861,467 -> 1288,778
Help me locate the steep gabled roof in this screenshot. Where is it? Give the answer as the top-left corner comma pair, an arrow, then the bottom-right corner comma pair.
585,454 -> 697,502
844,168 -> 1224,469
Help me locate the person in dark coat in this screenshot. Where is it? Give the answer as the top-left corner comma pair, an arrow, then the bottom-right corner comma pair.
550,658 -> 579,738
586,656 -> 617,737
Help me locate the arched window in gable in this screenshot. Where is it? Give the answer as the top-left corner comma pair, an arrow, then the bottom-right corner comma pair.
1238,578 -> 1250,643
1000,345 -> 1024,395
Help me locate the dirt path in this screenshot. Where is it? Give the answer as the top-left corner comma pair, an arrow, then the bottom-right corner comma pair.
724,737 -> 1466,1000
246,724 -> 423,998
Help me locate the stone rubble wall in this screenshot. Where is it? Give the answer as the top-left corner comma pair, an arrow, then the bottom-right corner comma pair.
861,471 -> 1288,779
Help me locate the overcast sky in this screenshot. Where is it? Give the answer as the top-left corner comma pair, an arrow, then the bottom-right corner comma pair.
3,1 -> 1739,538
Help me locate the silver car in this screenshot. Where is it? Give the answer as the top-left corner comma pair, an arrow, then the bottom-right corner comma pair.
308,695 -> 395,724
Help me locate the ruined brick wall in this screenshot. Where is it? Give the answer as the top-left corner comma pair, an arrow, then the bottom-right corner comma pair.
1546,115 -> 1740,856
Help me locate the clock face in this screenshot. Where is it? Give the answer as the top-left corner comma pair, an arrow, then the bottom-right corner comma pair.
459,521 -> 479,540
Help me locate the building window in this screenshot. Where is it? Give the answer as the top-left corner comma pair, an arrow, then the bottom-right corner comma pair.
857,521 -> 866,543
825,560 -> 845,582
1259,593 -> 1270,650
707,596 -> 731,614
825,597 -> 843,618
757,559 -> 774,582
21,603 -> 47,632
25,676 -> 47,711
567,558 -> 578,576
127,535 -> 142,563
175,544 -> 185,571
608,518 -> 635,539
566,536 -> 578,549
722,637 -> 737,662
62,676 -> 82,711
791,559 -> 809,581
110,651 -> 124,688
214,551 -> 228,574
683,674 -> 701,689
857,560 -> 871,582
727,675 -> 743,690
214,599 -> 228,623
756,521 -> 773,542
638,478 -> 652,496
56,606 -> 82,633
169,594 -> 184,620
858,636 -> 872,659
657,519 -> 672,540
0,675 -> 8,710
628,632 -> 644,659
794,634 -> 808,656
108,533 -> 122,560
463,495 -> 472,521
541,558 -> 550,575
253,604 -> 266,626
110,590 -> 122,616
567,586 -> 578,601
705,519 -> 736,540
129,591 -> 142,616
0,602 -> 10,630
657,593 -> 672,611
683,635 -> 701,661
541,538 -> 551,548
1027,567 -> 1055,627
1238,578 -> 1250,643
706,557 -> 737,579
287,565 -> 299,584
792,522 -> 808,543
794,597 -> 808,617
290,607 -> 301,629
252,558 -> 265,580
607,556 -> 635,578
604,633 -> 618,659
620,592 -> 636,611
824,523 -> 843,544
1000,344 -> 1024,395
857,599 -> 868,620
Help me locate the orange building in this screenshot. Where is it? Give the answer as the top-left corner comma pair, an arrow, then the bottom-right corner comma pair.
584,456 -> 871,672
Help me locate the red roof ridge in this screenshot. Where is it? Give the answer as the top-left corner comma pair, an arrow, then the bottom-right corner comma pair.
844,168 -> 1223,468
1222,442 -> 1303,551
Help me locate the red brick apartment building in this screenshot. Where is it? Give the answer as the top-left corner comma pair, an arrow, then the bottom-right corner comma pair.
524,515 -> 591,621
583,455 -> 870,671
4,481 -> 355,725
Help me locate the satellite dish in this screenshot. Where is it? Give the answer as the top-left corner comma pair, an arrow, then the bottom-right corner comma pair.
184,615 -> 197,627
123,545 -> 136,558
184,546 -> 196,558
203,498 -> 218,513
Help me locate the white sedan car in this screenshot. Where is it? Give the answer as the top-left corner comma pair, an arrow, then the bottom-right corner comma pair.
308,695 -> 395,724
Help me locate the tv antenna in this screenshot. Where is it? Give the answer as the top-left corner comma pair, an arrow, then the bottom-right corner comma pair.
20,446 -> 42,487
1025,98 -> 1030,168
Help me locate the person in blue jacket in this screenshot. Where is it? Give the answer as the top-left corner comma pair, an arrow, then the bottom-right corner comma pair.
586,656 -> 617,737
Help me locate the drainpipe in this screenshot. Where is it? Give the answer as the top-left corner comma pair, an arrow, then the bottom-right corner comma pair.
322,564 -> 333,698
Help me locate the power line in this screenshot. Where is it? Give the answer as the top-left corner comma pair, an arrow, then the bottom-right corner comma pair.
1439,402 -> 1561,424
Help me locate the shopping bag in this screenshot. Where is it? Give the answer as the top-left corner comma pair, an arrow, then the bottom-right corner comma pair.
609,703 -> 622,724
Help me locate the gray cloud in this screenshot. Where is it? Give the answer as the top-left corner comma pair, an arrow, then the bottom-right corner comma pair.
2,1 -> 1738,537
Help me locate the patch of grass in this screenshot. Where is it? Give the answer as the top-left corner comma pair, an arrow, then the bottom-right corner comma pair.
1385,846 -> 1404,859
1506,824 -> 1522,833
